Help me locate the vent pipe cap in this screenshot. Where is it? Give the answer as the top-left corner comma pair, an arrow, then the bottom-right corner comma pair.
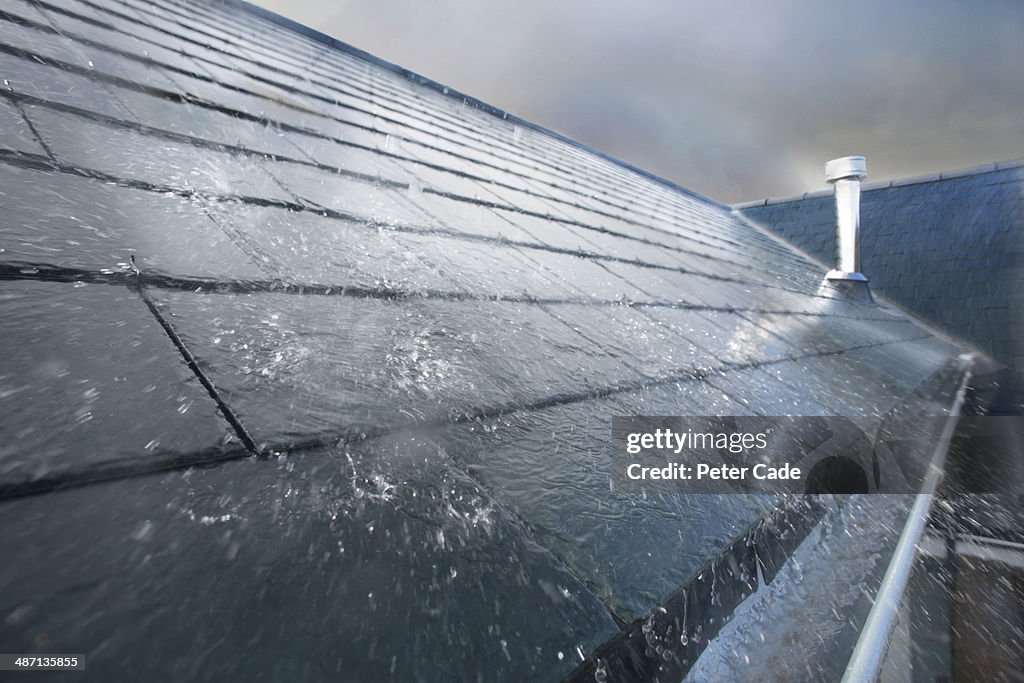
825,156 -> 868,183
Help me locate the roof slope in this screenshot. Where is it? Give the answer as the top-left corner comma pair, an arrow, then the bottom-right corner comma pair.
0,0 -> 970,679
738,161 -> 1024,412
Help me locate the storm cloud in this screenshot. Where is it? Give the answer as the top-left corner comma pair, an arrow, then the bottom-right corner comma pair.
254,0 -> 1024,203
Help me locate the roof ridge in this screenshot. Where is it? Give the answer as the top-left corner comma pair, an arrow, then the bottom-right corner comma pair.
733,157 -> 1024,209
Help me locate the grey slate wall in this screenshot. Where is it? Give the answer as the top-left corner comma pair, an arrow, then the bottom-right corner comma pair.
740,164 -> 1024,412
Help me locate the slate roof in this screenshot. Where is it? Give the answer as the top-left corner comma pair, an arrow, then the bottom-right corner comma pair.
738,161 -> 1024,413
0,0 -> 973,680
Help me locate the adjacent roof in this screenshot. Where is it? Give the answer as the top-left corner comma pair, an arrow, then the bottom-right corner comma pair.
738,160 -> 1024,413
0,0 -> 972,680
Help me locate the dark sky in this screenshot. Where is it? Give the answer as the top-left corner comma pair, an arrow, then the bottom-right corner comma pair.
255,0 -> 1024,203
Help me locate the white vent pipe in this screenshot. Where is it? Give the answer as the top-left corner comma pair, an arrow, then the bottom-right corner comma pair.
825,156 -> 868,282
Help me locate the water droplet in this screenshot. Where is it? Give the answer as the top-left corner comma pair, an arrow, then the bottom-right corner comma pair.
130,520 -> 153,542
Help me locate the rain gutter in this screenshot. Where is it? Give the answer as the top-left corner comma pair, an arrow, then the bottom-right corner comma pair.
841,358 -> 973,683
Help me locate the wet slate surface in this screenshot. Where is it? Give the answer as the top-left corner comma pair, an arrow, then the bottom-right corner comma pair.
0,95 -> 44,155
0,440 -> 620,681
147,291 -> 644,445
24,105 -> 295,202
0,49 -> 141,121
0,0 -> 975,680
432,396 -> 778,621
0,281 -> 232,488
0,163 -> 267,280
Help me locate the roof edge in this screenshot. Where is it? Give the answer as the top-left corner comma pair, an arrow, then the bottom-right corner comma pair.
732,157 -> 1024,210
215,0 -> 729,210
